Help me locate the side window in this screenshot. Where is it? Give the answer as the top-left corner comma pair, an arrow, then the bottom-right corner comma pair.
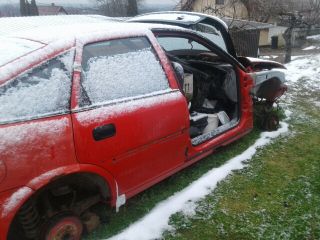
0,51 -> 74,124
80,37 -> 169,107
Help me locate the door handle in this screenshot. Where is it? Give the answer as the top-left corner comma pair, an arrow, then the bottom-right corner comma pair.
93,124 -> 116,141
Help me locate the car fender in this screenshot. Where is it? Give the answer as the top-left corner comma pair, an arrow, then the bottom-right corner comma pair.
0,186 -> 34,240
238,56 -> 286,71
25,164 -> 118,206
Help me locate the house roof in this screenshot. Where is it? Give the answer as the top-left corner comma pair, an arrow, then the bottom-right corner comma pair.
38,4 -> 67,16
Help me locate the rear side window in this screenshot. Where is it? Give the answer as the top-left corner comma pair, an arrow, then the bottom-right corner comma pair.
0,51 -> 74,124
80,37 -> 169,107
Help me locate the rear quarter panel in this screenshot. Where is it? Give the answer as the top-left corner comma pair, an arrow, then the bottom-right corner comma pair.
0,115 -> 77,192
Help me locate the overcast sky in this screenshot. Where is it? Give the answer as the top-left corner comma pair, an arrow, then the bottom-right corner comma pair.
3,0 -> 178,6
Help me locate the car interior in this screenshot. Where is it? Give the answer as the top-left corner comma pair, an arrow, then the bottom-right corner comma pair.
157,36 -> 240,145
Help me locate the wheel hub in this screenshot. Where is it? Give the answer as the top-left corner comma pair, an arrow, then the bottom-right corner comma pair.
45,216 -> 83,240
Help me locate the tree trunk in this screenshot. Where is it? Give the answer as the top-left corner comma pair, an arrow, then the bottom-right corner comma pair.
127,0 -> 138,17
283,27 -> 293,63
30,0 -> 39,16
20,0 -> 26,16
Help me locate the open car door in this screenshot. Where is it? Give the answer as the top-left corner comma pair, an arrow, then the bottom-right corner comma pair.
128,11 -> 237,58
129,12 -> 286,70
129,11 -> 287,103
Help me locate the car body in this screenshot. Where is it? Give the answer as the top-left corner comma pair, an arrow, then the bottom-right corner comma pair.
0,14 -> 285,240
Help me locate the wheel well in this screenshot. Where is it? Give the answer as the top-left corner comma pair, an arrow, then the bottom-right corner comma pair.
8,173 -> 111,240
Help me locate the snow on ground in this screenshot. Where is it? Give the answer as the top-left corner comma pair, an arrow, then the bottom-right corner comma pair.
108,123 -> 289,240
284,54 -> 320,91
302,46 -> 319,51
108,53 -> 320,240
307,34 -> 320,41
260,55 -> 278,59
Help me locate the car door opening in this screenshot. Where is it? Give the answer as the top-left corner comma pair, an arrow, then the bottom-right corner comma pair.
158,36 -> 240,145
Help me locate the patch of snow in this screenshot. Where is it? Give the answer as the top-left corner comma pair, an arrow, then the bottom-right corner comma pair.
306,34 -> 320,41
0,37 -> 44,67
108,122 -> 289,240
0,38 -> 74,83
1,187 -> 33,217
314,101 -> 320,108
284,54 -> 320,87
28,167 -> 72,187
82,48 -> 169,105
0,118 -> 69,153
284,109 -> 293,119
302,46 -> 317,51
131,13 -> 201,23
0,52 -> 73,123
261,56 -> 278,59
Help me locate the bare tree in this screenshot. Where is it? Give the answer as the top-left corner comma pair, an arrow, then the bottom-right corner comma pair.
0,4 -> 20,17
95,0 -> 141,17
127,0 -> 138,16
20,0 -> 39,16
280,0 -> 320,63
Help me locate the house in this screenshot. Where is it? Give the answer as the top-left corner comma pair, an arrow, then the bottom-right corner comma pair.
38,3 -> 67,16
175,0 -> 248,19
175,0 -> 288,48
222,18 -> 274,56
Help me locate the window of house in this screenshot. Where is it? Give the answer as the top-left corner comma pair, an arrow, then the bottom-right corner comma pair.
0,51 -> 74,124
80,37 -> 169,107
216,0 -> 225,5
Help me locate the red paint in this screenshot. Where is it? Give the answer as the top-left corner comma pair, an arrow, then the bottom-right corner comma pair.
0,26 -> 257,240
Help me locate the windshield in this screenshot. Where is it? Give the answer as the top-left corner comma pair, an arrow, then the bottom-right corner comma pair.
0,37 -> 44,67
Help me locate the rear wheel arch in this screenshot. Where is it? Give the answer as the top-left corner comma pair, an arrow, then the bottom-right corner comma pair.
8,169 -> 117,240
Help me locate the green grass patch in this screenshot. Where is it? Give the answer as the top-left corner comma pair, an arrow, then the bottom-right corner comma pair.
163,93 -> 320,239
86,77 -> 319,240
85,128 -> 262,239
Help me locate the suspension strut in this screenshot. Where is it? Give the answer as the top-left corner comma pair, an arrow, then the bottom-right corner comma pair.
18,199 -> 41,239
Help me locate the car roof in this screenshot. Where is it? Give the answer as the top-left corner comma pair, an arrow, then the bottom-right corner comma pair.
0,15 -> 134,43
0,15 -> 186,83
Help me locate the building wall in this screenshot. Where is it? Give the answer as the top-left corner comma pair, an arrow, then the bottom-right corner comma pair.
259,29 -> 269,46
192,0 -> 248,19
269,26 -> 287,47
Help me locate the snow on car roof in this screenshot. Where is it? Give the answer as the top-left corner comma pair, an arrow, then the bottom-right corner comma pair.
0,15 -> 171,82
0,37 -> 44,67
0,15 -> 116,37
0,15 -> 130,42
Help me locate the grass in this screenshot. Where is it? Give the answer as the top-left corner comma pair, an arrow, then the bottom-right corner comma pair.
86,76 -> 320,239
162,80 -> 320,239
85,122 -> 262,239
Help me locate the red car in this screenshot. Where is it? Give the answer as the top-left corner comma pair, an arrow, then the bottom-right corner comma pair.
0,14 -> 285,240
